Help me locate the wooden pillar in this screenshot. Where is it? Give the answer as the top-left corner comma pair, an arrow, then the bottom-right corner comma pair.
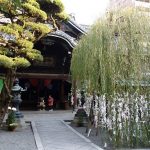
60,80 -> 64,103
60,80 -> 70,110
60,80 -> 65,109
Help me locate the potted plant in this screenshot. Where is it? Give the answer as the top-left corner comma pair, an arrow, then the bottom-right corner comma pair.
6,107 -> 18,131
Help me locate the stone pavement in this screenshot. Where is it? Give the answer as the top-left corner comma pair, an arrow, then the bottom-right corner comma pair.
0,110 -> 103,150
0,122 -> 37,150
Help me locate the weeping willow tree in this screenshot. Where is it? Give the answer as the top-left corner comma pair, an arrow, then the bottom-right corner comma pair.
71,8 -> 150,148
0,0 -> 67,122
71,8 -> 150,95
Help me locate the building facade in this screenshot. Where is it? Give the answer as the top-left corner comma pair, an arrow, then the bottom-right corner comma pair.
18,20 -> 86,110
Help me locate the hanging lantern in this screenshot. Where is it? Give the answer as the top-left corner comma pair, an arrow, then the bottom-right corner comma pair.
44,79 -> 51,87
30,79 -> 38,87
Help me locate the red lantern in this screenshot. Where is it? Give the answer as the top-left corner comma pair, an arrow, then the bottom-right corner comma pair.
44,79 -> 51,87
30,79 -> 38,87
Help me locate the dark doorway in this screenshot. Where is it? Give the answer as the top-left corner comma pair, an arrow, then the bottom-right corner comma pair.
19,78 -> 71,110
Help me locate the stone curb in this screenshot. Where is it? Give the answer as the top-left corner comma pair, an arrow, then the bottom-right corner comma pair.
61,120 -> 104,150
31,121 -> 45,150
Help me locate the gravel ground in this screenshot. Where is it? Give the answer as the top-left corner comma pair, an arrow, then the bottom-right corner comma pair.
69,123 -> 113,150
70,123 -> 149,150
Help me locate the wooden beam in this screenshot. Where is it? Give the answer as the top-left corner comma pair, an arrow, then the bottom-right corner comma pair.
16,72 -> 71,80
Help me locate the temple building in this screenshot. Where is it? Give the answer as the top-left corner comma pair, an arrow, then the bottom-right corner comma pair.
15,19 -> 86,110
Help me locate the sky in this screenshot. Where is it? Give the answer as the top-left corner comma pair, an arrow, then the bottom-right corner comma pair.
61,0 -> 109,25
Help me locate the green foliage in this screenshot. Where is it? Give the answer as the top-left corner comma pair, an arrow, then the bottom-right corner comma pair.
6,111 -> 16,125
71,10 -> 150,147
22,30 -> 35,41
25,22 -> 50,35
38,0 -> 68,26
38,0 -> 64,14
22,3 -> 47,20
8,24 -> 23,33
21,48 -> 42,55
0,0 -> 20,16
12,57 -> 31,68
53,0 -> 64,12
71,8 -> 150,94
26,52 -> 43,62
0,55 -> 13,68
19,48 -> 43,62
26,0 -> 40,9
0,47 -> 10,55
0,0 -> 7,3
0,26 -> 19,39
13,0 -> 22,7
6,107 -> 18,131
0,0 -> 68,127
0,0 -> 51,69
56,11 -> 69,20
17,39 -> 34,49
0,0 -> 67,71
0,55 -> 31,68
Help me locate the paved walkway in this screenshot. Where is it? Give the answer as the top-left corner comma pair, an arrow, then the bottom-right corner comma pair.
0,110 -> 103,150
0,123 -> 37,150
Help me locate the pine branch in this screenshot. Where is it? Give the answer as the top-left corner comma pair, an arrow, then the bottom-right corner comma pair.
50,14 -> 58,30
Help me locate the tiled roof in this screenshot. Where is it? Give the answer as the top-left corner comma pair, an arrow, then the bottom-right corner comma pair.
46,30 -> 77,48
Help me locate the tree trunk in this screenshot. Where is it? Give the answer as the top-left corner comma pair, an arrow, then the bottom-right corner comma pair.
86,98 -> 94,136
0,68 -> 16,125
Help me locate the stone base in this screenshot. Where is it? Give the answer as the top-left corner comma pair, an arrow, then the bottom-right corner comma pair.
72,108 -> 88,127
16,118 -> 27,129
15,111 -> 24,118
8,125 -> 17,131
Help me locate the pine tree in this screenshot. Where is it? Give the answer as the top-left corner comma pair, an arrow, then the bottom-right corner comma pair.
0,0 -> 68,123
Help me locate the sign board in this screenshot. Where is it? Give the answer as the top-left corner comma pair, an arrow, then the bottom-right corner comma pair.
0,79 -> 4,93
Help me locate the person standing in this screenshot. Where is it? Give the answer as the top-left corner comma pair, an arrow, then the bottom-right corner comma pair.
47,95 -> 54,111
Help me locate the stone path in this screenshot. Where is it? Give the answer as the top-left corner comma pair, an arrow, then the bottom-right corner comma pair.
34,120 -> 101,150
0,111 -> 103,150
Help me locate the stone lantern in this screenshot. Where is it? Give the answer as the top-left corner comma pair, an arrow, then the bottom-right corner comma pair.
11,78 -> 26,118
